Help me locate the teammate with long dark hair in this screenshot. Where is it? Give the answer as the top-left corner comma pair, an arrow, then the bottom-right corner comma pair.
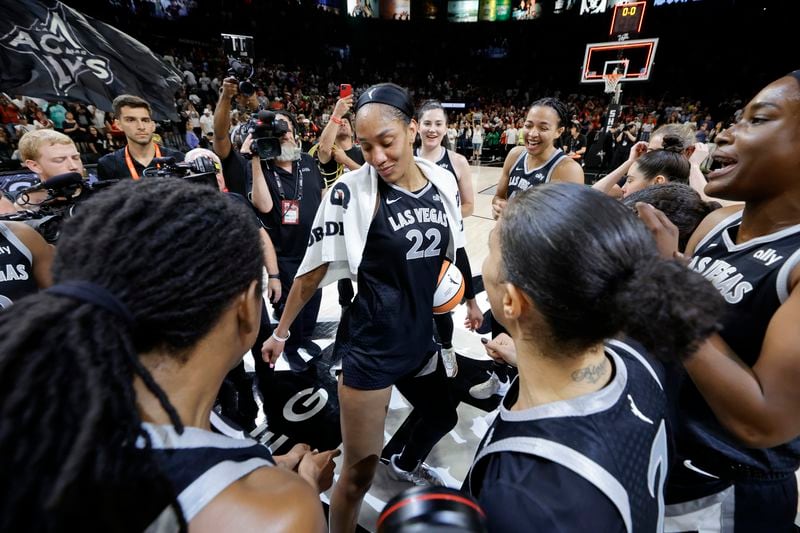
466,183 -> 723,531
641,71 -> 800,531
492,97 -> 584,219
417,100 -> 483,375
264,84 -> 463,532
0,180 -> 324,532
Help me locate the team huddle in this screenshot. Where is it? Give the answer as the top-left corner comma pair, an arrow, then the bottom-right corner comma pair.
1,70 -> 799,533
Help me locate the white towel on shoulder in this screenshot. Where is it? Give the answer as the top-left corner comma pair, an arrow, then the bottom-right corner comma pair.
296,157 -> 465,288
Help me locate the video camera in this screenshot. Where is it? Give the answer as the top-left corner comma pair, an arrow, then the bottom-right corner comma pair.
0,172 -> 112,243
142,157 -> 218,189
222,33 -> 255,96
250,110 -> 290,160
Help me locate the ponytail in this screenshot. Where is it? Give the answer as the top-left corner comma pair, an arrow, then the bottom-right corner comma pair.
613,259 -> 722,361
0,180 -> 263,531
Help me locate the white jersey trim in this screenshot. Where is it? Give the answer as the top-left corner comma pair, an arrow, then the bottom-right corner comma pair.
776,247 -> 800,304
0,223 -> 32,264
141,422 -> 264,451
471,436 -> 633,533
607,339 -> 663,390
522,147 -> 564,175
388,180 -> 433,199
179,457 -> 272,521
498,349 -> 627,422
694,210 -> 743,253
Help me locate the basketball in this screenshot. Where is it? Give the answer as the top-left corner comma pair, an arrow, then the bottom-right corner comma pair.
433,259 -> 465,315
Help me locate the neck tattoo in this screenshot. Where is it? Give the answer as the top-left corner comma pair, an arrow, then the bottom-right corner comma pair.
570,358 -> 608,384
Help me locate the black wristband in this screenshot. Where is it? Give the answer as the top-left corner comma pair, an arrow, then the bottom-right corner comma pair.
267,274 -> 280,280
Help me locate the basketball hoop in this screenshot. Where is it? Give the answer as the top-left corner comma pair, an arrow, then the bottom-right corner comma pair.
603,72 -> 622,94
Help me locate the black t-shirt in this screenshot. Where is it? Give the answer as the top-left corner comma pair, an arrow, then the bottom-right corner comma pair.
565,134 -> 587,157
258,153 -> 323,262
97,145 -> 185,181
220,149 -> 251,198
317,146 -> 365,188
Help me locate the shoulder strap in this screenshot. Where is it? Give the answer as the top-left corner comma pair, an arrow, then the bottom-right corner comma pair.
469,436 -> 633,533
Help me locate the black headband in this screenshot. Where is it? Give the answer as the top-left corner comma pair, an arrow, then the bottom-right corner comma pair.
46,281 -> 135,325
356,84 -> 415,120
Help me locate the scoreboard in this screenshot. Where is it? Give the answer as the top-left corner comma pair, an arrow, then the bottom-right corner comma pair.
610,1 -> 646,36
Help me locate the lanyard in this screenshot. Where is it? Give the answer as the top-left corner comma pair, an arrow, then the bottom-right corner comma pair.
270,162 -> 303,201
124,144 -> 162,181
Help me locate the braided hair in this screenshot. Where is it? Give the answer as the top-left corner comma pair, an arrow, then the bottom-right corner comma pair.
0,179 -> 263,531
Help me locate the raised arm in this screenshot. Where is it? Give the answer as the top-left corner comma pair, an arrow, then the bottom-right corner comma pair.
592,141 -> 647,195
317,96 -> 353,165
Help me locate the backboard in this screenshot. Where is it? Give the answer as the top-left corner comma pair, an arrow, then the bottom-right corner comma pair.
580,38 -> 659,83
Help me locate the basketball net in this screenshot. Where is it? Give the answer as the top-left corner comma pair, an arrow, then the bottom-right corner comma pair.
603,72 -> 622,94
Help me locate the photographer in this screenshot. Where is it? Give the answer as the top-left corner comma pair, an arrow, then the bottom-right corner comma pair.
250,111 -> 325,363
213,76 -> 261,196
96,95 -> 184,181
0,221 -> 53,310
610,120 -> 638,169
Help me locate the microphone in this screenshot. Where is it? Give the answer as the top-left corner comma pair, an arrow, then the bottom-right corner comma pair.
22,172 -> 83,193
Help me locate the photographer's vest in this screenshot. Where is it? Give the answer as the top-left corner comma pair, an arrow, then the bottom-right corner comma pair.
0,224 -> 37,310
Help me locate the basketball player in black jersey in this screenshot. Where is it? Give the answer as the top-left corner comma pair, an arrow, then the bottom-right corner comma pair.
0,221 -> 53,309
640,71 -> 800,532
263,84 -> 462,533
0,181 -> 326,532
417,101 -> 483,376
492,97 -> 584,219
467,183 -> 723,532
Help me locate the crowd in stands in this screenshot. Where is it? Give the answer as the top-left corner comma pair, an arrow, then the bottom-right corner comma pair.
0,43 -> 744,176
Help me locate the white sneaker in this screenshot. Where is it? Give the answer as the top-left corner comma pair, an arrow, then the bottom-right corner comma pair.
387,454 -> 446,487
441,347 -> 458,378
469,372 -> 508,400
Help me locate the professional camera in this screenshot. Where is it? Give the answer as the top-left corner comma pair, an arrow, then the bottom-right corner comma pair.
250,110 -> 290,160
142,157 -> 218,189
222,33 -> 256,96
0,172 -> 112,243
227,58 -> 255,96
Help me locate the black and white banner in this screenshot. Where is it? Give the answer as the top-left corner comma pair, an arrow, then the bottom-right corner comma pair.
0,0 -> 181,120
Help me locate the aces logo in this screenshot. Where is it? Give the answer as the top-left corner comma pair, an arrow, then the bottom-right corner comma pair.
0,4 -> 113,95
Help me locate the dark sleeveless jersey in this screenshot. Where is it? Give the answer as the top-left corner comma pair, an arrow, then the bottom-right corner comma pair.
465,339 -> 669,533
142,418 -> 274,524
0,223 -> 37,310
333,178 -> 448,388
673,210 -> 800,475
506,148 -> 567,199
416,147 -> 458,182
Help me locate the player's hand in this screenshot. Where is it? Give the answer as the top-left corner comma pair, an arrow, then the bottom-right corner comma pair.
491,197 -> 507,220
274,443 -> 311,471
482,333 -> 517,367
332,145 -> 349,165
262,335 -> 286,367
267,278 -> 282,303
298,448 -> 341,493
628,141 -> 648,162
221,77 -> 239,100
635,202 -> 681,260
464,299 -> 484,331
333,95 -> 354,119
